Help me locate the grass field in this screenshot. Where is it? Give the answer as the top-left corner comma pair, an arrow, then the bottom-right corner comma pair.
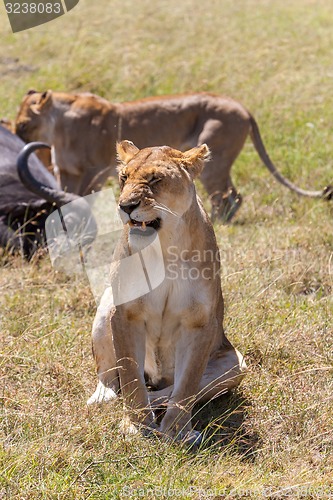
0,0 -> 333,498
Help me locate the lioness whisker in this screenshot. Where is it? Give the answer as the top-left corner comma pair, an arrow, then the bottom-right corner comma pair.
153,203 -> 179,218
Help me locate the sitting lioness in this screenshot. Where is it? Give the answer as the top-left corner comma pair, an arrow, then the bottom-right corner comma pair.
87,140 -> 247,444
15,91 -> 332,222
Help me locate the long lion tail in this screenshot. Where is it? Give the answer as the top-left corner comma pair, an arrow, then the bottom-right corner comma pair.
249,114 -> 331,200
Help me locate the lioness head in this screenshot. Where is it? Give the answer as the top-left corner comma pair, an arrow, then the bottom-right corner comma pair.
15,90 -> 53,144
116,141 -> 210,234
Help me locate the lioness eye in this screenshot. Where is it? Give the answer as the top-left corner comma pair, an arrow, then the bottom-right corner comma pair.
149,177 -> 162,185
119,174 -> 127,184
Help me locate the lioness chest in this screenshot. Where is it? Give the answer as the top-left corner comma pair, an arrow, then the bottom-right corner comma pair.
128,272 -> 212,388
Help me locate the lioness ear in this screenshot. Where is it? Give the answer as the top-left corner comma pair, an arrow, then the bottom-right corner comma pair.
30,90 -> 53,115
182,144 -> 211,178
117,140 -> 140,164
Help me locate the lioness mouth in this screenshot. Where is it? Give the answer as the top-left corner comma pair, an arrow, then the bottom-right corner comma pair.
128,218 -> 161,231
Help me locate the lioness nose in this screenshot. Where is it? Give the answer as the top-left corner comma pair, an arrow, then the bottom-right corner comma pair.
119,201 -> 140,215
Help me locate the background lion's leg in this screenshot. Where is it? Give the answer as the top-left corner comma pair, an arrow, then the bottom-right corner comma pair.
197,118 -> 249,221
77,166 -> 113,196
209,182 -> 243,222
58,170 -> 82,194
58,165 -> 113,196
87,288 -> 119,405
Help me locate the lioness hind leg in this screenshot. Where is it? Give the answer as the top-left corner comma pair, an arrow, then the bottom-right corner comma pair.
196,347 -> 247,403
148,347 -> 247,407
147,347 -> 246,447
87,288 -> 120,405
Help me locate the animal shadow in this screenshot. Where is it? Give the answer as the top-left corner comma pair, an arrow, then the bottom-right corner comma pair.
192,390 -> 260,459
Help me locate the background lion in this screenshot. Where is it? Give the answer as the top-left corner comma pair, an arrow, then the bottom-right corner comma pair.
15,90 -> 332,222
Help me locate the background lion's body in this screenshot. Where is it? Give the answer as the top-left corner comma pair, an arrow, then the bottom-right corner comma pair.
16,92 -> 250,210
16,90 -> 328,221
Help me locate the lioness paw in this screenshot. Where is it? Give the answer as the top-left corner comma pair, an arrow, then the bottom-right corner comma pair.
158,426 -> 203,448
178,429 -> 203,449
87,381 -> 118,405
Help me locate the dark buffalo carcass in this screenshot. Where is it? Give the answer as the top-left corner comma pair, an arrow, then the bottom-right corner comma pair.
0,124 -> 97,258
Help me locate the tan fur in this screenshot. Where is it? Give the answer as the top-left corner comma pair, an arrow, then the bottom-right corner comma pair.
15,90 -> 330,221
12,92 -> 251,220
87,141 -> 247,443
1,115 -> 53,175
0,118 -> 14,132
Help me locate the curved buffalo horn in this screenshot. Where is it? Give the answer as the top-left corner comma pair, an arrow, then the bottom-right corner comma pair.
17,142 -> 77,206
17,142 -> 97,249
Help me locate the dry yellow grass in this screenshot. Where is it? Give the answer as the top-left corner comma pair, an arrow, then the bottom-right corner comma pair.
0,0 -> 332,497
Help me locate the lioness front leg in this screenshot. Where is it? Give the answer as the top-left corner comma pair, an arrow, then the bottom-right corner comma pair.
159,326 -> 214,444
87,288 -> 119,405
111,310 -> 155,429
